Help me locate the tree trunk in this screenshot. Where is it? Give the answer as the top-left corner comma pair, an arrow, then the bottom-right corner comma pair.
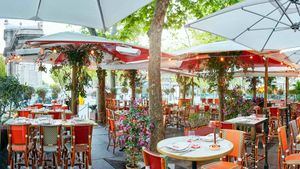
129,70 -> 136,103
252,77 -> 257,99
191,77 -> 194,105
88,28 -> 106,124
71,65 -> 79,115
96,68 -> 106,124
110,70 -> 116,95
218,73 -> 225,121
148,0 -> 170,152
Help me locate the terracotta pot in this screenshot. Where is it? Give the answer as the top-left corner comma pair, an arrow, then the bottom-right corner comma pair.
126,164 -> 139,169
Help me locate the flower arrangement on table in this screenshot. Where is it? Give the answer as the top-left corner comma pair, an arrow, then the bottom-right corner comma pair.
224,86 -> 255,120
121,101 -> 153,169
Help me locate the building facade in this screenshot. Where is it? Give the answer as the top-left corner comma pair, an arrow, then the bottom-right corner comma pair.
3,20 -> 44,88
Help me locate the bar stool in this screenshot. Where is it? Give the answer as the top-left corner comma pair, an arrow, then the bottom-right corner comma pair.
268,107 -> 280,140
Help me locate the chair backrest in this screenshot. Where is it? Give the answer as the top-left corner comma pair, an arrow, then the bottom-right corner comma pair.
289,120 -> 299,143
269,107 -> 279,117
17,110 -> 31,118
108,118 -> 116,132
52,104 -> 62,110
220,122 -> 235,129
201,98 -> 207,104
48,111 -> 62,119
184,126 -> 214,136
65,113 -> 73,120
142,147 -> 167,169
72,124 -> 93,145
207,99 -> 214,104
253,106 -> 261,115
221,129 -> 245,159
9,124 -> 29,145
34,103 -> 43,109
214,99 -> 220,105
278,126 -> 289,157
296,117 -> 300,130
40,125 -> 61,146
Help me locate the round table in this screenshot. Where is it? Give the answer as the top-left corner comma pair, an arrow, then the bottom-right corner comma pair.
157,136 -> 233,169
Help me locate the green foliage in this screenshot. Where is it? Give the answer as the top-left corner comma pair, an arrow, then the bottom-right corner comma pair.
50,84 -> 61,99
291,81 -> 300,101
0,55 -> 6,77
224,86 -> 254,120
115,0 -> 241,41
22,85 -> 35,101
176,75 -> 199,98
0,76 -> 28,119
119,70 -> 146,89
36,87 -> 47,103
188,113 -> 209,128
50,65 -> 71,93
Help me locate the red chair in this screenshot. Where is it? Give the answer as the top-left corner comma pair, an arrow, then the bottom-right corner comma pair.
220,122 -> 235,130
64,124 -> 93,169
201,98 -> 207,104
142,147 -> 168,169
17,110 -> 32,118
204,105 -> 210,112
8,124 -> 34,169
184,126 -> 214,136
47,111 -> 62,119
34,103 -> 43,109
207,98 -> 214,104
52,104 -> 62,110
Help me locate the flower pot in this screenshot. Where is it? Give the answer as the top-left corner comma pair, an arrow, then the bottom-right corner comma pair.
126,164 -> 139,169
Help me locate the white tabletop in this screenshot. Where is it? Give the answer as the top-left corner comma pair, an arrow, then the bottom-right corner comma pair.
225,115 -> 267,126
157,136 -> 233,161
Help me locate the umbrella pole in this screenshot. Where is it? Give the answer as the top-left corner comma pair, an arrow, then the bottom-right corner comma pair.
264,57 -> 269,108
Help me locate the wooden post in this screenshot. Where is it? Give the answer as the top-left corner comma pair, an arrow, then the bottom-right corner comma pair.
286,77 -> 289,106
264,57 -> 269,108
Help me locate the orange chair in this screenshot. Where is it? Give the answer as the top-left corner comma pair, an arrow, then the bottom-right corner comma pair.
107,118 -> 123,154
17,110 -> 32,118
64,124 -> 93,169
201,129 -> 246,169
47,111 -> 62,119
7,124 -> 34,169
204,105 -> 210,112
142,147 -> 168,169
278,126 -> 300,168
289,120 -> 299,153
268,107 -> 280,140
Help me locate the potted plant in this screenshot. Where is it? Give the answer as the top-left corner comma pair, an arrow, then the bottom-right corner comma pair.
121,102 -> 152,169
36,87 -> 47,103
187,113 -> 209,129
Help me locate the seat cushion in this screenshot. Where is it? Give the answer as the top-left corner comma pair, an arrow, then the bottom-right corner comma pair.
285,154 -> 300,165
43,145 -> 58,152
201,161 -> 240,169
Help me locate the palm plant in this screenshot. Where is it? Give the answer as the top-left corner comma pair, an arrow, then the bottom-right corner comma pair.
290,81 -> 300,101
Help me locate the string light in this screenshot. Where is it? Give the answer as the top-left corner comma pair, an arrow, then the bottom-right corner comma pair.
90,50 -> 95,55
280,62 -> 283,65
168,58 -> 172,61
250,55 -> 253,59
53,48 -> 57,54
220,57 -> 224,62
